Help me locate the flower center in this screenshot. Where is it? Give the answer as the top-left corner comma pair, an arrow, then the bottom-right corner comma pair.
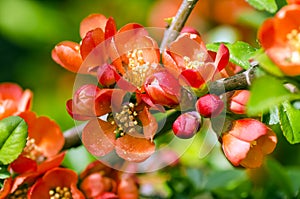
49,186 -> 72,199
111,103 -> 140,137
124,49 -> 157,88
287,28 -> 300,63
250,140 -> 257,148
8,187 -> 28,199
183,53 -> 205,70
23,138 -> 45,163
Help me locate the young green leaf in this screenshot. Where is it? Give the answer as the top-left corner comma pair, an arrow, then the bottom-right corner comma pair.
0,116 -> 28,165
246,0 -> 278,13
206,41 -> 257,70
279,101 -> 300,144
247,75 -> 300,116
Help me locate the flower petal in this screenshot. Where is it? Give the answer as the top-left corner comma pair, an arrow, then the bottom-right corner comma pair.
29,116 -> 64,157
138,107 -> 158,141
240,145 -> 264,168
80,173 -> 116,198
10,155 -> 37,174
0,83 -> 23,101
105,17 -> 117,39
229,118 -> 269,142
180,69 -> 205,88
52,41 -> 82,73
118,174 -> 139,199
81,28 -> 105,60
258,18 -> 275,49
0,177 -> 13,198
267,46 -> 300,76
257,129 -> 277,155
80,14 -> 108,38
168,33 -> 208,63
115,134 -> 155,162
82,119 -> 115,157
222,133 -> 250,166
274,4 -> 300,43
214,43 -> 230,72
229,90 -> 250,114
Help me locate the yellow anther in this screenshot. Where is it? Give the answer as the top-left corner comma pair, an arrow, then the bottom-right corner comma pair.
287,28 -> 300,63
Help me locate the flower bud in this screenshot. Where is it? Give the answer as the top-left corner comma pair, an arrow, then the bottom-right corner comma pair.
229,90 -> 250,114
181,27 -> 200,36
196,94 -> 224,118
172,111 -> 201,139
144,70 -> 181,107
97,64 -> 119,87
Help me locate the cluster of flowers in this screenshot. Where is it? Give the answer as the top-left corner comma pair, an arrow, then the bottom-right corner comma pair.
0,83 -> 139,199
51,13 -> 278,168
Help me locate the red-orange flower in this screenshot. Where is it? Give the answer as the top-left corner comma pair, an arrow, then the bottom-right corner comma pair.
0,83 -> 32,120
17,111 -> 65,163
79,89 -> 157,162
258,4 -> 300,76
221,118 -> 277,168
0,153 -> 65,199
28,167 -> 85,199
52,14 -> 117,73
162,33 -> 229,88
79,161 -> 139,199
108,25 -> 161,92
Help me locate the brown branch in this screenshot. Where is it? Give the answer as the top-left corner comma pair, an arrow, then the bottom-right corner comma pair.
160,0 -> 199,51
209,65 -> 257,95
62,123 -> 85,150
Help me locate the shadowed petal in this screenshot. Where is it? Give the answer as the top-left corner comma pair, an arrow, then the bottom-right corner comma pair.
257,130 -> 277,155
240,145 -> 264,168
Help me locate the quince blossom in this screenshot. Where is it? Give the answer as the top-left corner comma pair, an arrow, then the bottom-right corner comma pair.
258,4 -> 300,76
222,118 -> 277,168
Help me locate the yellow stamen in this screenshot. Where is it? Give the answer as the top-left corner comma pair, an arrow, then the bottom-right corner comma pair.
113,103 -> 140,137
287,28 -> 300,63
49,186 -> 72,199
124,49 -> 157,88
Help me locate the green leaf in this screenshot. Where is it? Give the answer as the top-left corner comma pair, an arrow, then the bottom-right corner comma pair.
0,165 -> 10,179
247,75 -> 300,115
206,41 -> 257,69
0,116 -> 28,165
254,49 -> 284,77
246,0 -> 278,13
265,158 -> 294,198
279,101 -> 300,144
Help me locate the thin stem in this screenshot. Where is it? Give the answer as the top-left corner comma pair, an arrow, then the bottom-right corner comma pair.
160,0 -> 199,51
